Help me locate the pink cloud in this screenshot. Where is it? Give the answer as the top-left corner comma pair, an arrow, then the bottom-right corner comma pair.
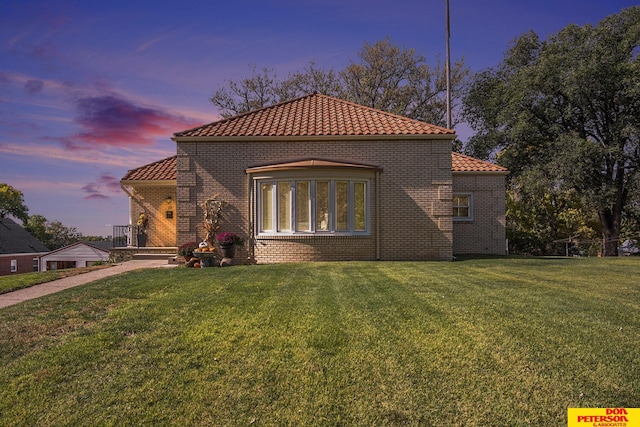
82,173 -> 122,200
24,79 -> 44,95
64,95 -> 199,149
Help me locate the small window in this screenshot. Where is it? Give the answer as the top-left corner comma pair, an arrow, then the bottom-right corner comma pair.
316,181 -> 330,231
335,181 -> 349,231
453,193 -> 473,221
278,182 -> 291,231
296,181 -> 310,231
261,183 -> 274,232
10,259 -> 17,273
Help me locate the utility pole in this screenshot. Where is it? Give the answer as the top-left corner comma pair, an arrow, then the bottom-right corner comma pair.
445,0 -> 452,130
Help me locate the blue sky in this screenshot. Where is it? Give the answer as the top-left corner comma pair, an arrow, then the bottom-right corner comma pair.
1,0 -> 636,237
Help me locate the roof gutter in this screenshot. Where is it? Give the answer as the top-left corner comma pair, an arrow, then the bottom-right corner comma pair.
171,134 -> 457,143
120,180 -> 177,187
452,171 -> 510,176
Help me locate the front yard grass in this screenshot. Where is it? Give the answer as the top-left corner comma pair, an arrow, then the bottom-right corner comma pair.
0,258 -> 638,426
0,264 -> 111,295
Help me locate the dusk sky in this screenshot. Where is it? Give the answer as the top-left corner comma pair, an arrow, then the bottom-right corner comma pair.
1,0 -> 636,237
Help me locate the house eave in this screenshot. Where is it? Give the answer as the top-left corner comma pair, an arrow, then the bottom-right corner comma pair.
452,170 -> 510,176
171,134 -> 457,143
246,158 -> 383,174
0,252 -> 49,258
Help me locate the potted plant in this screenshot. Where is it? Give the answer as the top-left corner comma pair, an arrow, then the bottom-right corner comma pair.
216,232 -> 244,259
177,241 -> 198,262
136,213 -> 148,247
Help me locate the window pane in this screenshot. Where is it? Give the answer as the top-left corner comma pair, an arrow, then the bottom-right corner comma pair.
336,181 -> 348,231
296,181 -> 310,231
261,183 -> 273,231
453,195 -> 470,218
278,182 -> 291,231
316,181 -> 329,231
354,182 -> 366,231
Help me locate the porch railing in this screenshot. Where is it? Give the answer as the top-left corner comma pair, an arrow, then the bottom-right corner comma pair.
112,225 -> 145,248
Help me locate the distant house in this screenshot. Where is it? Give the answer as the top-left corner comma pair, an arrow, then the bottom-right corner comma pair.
121,93 -> 509,262
38,241 -> 111,271
0,217 -> 49,275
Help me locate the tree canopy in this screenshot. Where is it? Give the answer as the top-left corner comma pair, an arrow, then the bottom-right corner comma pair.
1,183 -> 101,250
0,183 -> 29,223
23,215 -> 84,251
463,7 -> 640,255
210,38 -> 469,129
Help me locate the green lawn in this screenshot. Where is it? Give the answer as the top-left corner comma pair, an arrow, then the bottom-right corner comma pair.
0,265 -> 111,295
0,258 -> 638,426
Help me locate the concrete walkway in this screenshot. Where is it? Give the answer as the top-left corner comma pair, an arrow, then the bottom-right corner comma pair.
0,260 -> 177,309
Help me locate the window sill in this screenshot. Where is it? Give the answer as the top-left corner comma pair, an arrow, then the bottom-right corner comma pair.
257,233 -> 370,240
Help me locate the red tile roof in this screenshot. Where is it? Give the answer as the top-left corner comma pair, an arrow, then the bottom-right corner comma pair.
451,152 -> 509,173
173,93 -> 455,139
122,153 -> 507,183
121,156 -> 177,181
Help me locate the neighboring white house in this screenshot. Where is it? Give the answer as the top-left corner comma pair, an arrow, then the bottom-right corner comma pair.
38,242 -> 110,271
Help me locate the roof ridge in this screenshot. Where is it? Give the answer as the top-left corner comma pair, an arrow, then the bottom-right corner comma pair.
314,93 -> 454,134
173,93 -> 319,137
173,93 -> 455,138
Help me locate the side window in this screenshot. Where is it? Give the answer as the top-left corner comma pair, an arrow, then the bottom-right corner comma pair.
453,193 -> 473,221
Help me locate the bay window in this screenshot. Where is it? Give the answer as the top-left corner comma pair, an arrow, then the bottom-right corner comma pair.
258,178 -> 369,235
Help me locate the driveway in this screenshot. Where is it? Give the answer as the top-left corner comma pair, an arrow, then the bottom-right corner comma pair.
0,260 -> 176,309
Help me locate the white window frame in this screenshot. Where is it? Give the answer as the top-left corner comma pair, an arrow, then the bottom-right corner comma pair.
10,259 -> 17,273
453,193 -> 474,221
257,178 -> 370,236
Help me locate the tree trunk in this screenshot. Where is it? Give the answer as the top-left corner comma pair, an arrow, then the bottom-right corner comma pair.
599,164 -> 628,257
599,208 -> 620,257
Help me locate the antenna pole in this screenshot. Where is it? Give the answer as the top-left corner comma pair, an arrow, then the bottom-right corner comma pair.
446,0 -> 452,129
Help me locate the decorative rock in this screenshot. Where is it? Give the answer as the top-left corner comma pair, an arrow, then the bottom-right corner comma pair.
220,257 -> 233,267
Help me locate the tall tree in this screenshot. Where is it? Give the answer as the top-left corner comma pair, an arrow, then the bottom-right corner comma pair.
0,183 -> 29,223
23,214 -> 48,243
210,65 -> 280,118
44,220 -> 83,250
463,7 -> 640,255
210,39 -> 469,128
340,38 -> 468,127
24,215 -> 84,251
277,61 -> 344,101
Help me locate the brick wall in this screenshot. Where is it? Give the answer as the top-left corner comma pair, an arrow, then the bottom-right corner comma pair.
452,173 -> 506,255
176,139 -> 454,262
129,186 -> 177,247
0,253 -> 42,276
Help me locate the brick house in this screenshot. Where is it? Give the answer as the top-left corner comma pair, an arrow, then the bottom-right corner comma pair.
0,217 -> 49,275
121,93 -> 508,262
